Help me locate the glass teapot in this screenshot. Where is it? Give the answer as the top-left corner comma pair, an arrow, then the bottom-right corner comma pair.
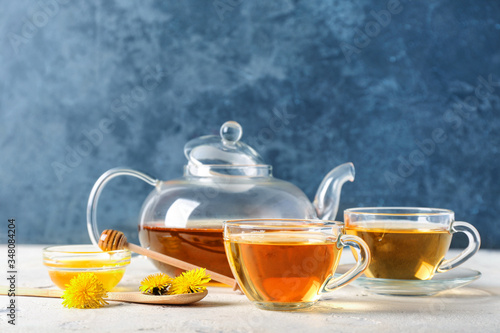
87,121 -> 355,278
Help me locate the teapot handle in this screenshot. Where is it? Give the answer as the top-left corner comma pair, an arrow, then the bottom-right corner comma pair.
86,167 -> 159,246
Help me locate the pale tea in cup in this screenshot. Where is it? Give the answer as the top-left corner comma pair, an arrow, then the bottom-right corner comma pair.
344,208 -> 480,281
346,222 -> 451,280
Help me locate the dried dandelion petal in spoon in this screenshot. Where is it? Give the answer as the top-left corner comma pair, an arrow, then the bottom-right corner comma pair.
139,273 -> 173,295
169,268 -> 211,295
62,272 -> 108,309
139,269 -> 211,296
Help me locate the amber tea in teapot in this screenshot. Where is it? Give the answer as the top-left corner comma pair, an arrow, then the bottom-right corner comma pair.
139,223 -> 232,278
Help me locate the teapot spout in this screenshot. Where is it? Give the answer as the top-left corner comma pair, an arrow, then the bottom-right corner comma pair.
313,162 -> 355,221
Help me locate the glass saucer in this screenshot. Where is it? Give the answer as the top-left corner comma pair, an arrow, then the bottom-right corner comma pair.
335,264 -> 481,296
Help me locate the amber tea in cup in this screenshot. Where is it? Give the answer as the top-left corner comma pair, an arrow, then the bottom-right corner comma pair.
344,208 -> 481,280
223,219 -> 370,311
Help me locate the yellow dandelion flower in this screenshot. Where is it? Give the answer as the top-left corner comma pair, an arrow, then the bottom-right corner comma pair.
139,273 -> 173,295
169,268 -> 211,295
62,272 -> 108,309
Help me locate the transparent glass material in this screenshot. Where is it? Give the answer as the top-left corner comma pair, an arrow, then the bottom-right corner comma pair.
223,219 -> 370,311
87,121 -> 355,277
344,207 -> 481,280
335,264 -> 481,296
43,245 -> 131,290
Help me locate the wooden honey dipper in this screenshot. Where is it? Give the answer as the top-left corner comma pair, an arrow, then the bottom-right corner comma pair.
99,229 -> 238,289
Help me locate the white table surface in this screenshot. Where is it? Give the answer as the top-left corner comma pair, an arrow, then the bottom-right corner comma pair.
1,245 -> 499,332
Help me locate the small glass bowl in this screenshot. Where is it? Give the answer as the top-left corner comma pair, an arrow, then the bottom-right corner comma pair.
43,245 -> 131,290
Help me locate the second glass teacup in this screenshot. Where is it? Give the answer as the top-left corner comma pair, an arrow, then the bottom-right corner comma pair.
344,207 -> 481,280
223,219 -> 370,311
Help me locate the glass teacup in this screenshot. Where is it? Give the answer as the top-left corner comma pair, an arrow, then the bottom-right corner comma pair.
223,219 -> 370,311
344,207 -> 481,280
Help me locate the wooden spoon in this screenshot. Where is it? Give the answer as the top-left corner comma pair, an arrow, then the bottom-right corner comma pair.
99,229 -> 238,289
0,287 -> 207,305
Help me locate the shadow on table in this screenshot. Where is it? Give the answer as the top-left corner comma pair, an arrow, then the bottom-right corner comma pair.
299,287 -> 498,315
104,299 -> 242,308
189,300 -> 245,308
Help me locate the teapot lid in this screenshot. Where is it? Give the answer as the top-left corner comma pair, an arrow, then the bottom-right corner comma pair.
184,121 -> 265,166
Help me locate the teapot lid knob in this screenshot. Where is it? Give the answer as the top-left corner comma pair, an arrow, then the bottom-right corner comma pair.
220,121 -> 242,144
184,120 -> 264,167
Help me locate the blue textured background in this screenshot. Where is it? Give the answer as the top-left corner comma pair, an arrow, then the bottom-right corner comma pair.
1,0 -> 499,248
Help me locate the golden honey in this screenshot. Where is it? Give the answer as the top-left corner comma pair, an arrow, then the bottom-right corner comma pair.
45,259 -> 127,290
43,245 -> 131,291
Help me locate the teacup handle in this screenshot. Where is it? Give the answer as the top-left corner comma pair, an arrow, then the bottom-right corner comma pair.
322,235 -> 370,293
437,221 -> 481,273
